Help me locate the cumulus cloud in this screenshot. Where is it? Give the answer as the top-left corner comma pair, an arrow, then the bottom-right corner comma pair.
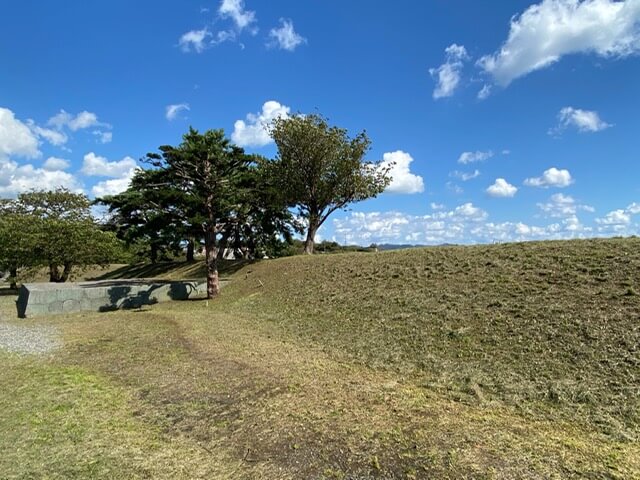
268,19 -> 306,51
47,110 -> 104,131
0,157 -> 82,197
81,152 -> 137,178
537,193 -> 594,217
43,157 -> 70,171
450,169 -> 480,181
231,100 -> 290,147
458,150 -> 493,164
429,44 -> 469,99
219,0 -> 257,32
166,103 -> 190,121
626,202 -> 640,214
478,0 -> 640,86
379,151 -> 424,194
596,209 -> 631,225
179,28 -> 211,53
91,175 -> 136,198
0,107 -> 40,159
550,106 -> 612,134
81,152 -> 138,197
524,167 -> 573,187
331,201 -> 600,246
486,178 -> 518,197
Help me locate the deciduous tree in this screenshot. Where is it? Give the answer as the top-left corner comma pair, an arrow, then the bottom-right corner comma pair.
270,114 -> 391,254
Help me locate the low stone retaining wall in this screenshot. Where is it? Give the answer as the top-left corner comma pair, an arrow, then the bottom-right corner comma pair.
17,279 -> 208,318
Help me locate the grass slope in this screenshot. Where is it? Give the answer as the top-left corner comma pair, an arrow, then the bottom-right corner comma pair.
1,238 -> 639,479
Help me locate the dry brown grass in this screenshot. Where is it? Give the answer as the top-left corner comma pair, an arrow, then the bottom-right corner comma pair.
1,237 -> 639,478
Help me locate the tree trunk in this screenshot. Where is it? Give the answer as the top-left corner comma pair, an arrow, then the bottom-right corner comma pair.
9,267 -> 17,290
150,243 -> 158,264
204,227 -> 220,299
60,263 -> 73,283
49,264 -> 62,283
186,238 -> 195,262
304,223 -> 319,255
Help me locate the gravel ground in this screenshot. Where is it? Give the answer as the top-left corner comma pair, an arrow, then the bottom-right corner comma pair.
0,321 -> 61,355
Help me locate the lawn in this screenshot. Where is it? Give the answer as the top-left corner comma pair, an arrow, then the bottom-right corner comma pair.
1,238 -> 639,479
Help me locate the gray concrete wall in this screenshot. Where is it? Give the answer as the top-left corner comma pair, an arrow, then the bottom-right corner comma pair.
17,280 -> 207,318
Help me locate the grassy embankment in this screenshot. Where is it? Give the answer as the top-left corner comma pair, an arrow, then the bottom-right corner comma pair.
1,238 -> 639,479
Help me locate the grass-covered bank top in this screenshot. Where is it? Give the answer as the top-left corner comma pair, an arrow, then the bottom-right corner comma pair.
1,237 -> 639,478
219,237 -> 640,440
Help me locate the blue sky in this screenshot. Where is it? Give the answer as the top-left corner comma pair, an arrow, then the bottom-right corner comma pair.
2,0 -> 640,245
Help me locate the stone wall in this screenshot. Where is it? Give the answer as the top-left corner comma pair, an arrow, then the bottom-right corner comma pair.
17,279 -> 207,318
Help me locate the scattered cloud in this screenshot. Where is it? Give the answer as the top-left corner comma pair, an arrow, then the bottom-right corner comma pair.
81,152 -> 137,178
477,84 -> 492,100
550,106 -> 612,135
524,167 -> 573,188
82,152 -> 138,198
537,193 -> 594,218
0,107 -> 40,159
43,157 -> 70,171
446,182 -> 463,194
451,169 -> 480,181
486,178 -> 518,197
91,175 -> 136,198
166,103 -> 190,121
379,151 -> 424,194
179,28 -> 211,53
478,0 -> 640,86
268,19 -> 306,51
231,100 -> 290,147
47,110 -> 105,131
626,202 -> 640,214
219,0 -> 257,32
0,160 -> 82,197
458,150 -> 493,164
332,201 -> 600,246
430,202 -> 445,210
429,44 -> 469,99
596,209 -> 631,225
28,123 -> 69,147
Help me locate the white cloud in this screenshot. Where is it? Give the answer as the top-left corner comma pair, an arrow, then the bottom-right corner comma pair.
537,193 -> 594,217
81,152 -> 137,178
446,182 -> 463,194
429,44 -> 469,99
0,108 -> 40,159
166,103 -> 190,121
430,202 -> 445,210
231,100 -> 290,147
487,178 -> 518,197
379,150 -> 424,194
626,202 -> 640,214
477,84 -> 492,100
596,209 -> 631,225
179,28 -> 211,53
219,0 -> 256,32
0,157 -> 82,197
524,167 -> 573,188
458,150 -> 493,164
451,169 -> 480,181
478,0 -> 640,86
268,19 -> 306,51
91,175 -> 135,198
550,106 -> 612,134
332,202 -> 600,246
92,130 -> 112,144
48,110 -> 103,131
43,157 -> 70,171
28,123 -> 69,146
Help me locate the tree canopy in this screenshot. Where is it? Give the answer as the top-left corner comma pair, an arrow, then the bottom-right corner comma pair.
0,189 -> 122,284
270,113 -> 391,254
